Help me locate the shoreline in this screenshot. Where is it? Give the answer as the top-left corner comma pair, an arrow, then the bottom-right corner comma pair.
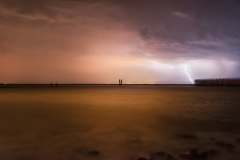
0,84 -> 194,88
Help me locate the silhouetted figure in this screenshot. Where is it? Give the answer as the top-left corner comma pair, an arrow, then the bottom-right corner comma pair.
119,79 -> 120,86
120,79 -> 122,86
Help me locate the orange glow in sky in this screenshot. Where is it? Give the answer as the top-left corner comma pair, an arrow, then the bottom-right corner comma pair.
0,0 -> 240,84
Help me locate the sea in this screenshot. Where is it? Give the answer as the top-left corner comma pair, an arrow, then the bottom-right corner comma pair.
0,85 -> 240,160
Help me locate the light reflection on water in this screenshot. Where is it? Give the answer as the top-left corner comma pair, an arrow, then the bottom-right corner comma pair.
0,85 -> 240,160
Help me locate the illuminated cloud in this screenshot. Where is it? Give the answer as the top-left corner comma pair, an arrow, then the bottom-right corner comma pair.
0,0 -> 240,83
172,11 -> 191,19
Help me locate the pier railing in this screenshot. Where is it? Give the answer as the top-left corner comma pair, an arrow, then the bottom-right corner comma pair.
195,78 -> 240,86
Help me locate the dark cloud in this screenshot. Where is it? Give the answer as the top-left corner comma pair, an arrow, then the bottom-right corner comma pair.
119,0 -> 240,60
0,0 -> 57,19
139,29 -> 150,39
0,0 -> 240,83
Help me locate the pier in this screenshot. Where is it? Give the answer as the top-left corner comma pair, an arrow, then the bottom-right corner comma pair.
195,78 -> 240,86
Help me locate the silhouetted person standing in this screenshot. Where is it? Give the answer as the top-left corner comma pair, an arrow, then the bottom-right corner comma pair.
119,79 -> 120,86
120,79 -> 122,86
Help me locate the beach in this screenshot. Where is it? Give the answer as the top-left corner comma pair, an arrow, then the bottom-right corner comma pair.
0,85 -> 240,160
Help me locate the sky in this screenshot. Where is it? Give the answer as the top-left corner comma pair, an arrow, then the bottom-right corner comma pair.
0,0 -> 240,84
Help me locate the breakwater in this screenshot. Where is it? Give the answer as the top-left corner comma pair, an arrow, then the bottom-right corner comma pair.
195,78 -> 240,86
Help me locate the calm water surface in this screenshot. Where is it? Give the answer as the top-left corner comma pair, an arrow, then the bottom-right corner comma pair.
0,85 -> 240,160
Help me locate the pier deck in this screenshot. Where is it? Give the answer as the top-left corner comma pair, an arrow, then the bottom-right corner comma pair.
195,78 -> 240,86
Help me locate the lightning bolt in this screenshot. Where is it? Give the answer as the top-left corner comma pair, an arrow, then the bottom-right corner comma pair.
179,65 -> 194,84
152,61 -> 194,84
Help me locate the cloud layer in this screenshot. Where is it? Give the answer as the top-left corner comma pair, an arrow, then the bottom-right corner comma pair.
0,0 -> 240,83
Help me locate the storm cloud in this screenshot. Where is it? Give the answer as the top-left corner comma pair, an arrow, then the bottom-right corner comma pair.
0,0 -> 240,83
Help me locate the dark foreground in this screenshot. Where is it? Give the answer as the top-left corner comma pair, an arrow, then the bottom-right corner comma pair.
0,85 -> 240,160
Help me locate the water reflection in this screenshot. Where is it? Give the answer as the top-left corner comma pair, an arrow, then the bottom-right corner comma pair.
0,86 -> 240,160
